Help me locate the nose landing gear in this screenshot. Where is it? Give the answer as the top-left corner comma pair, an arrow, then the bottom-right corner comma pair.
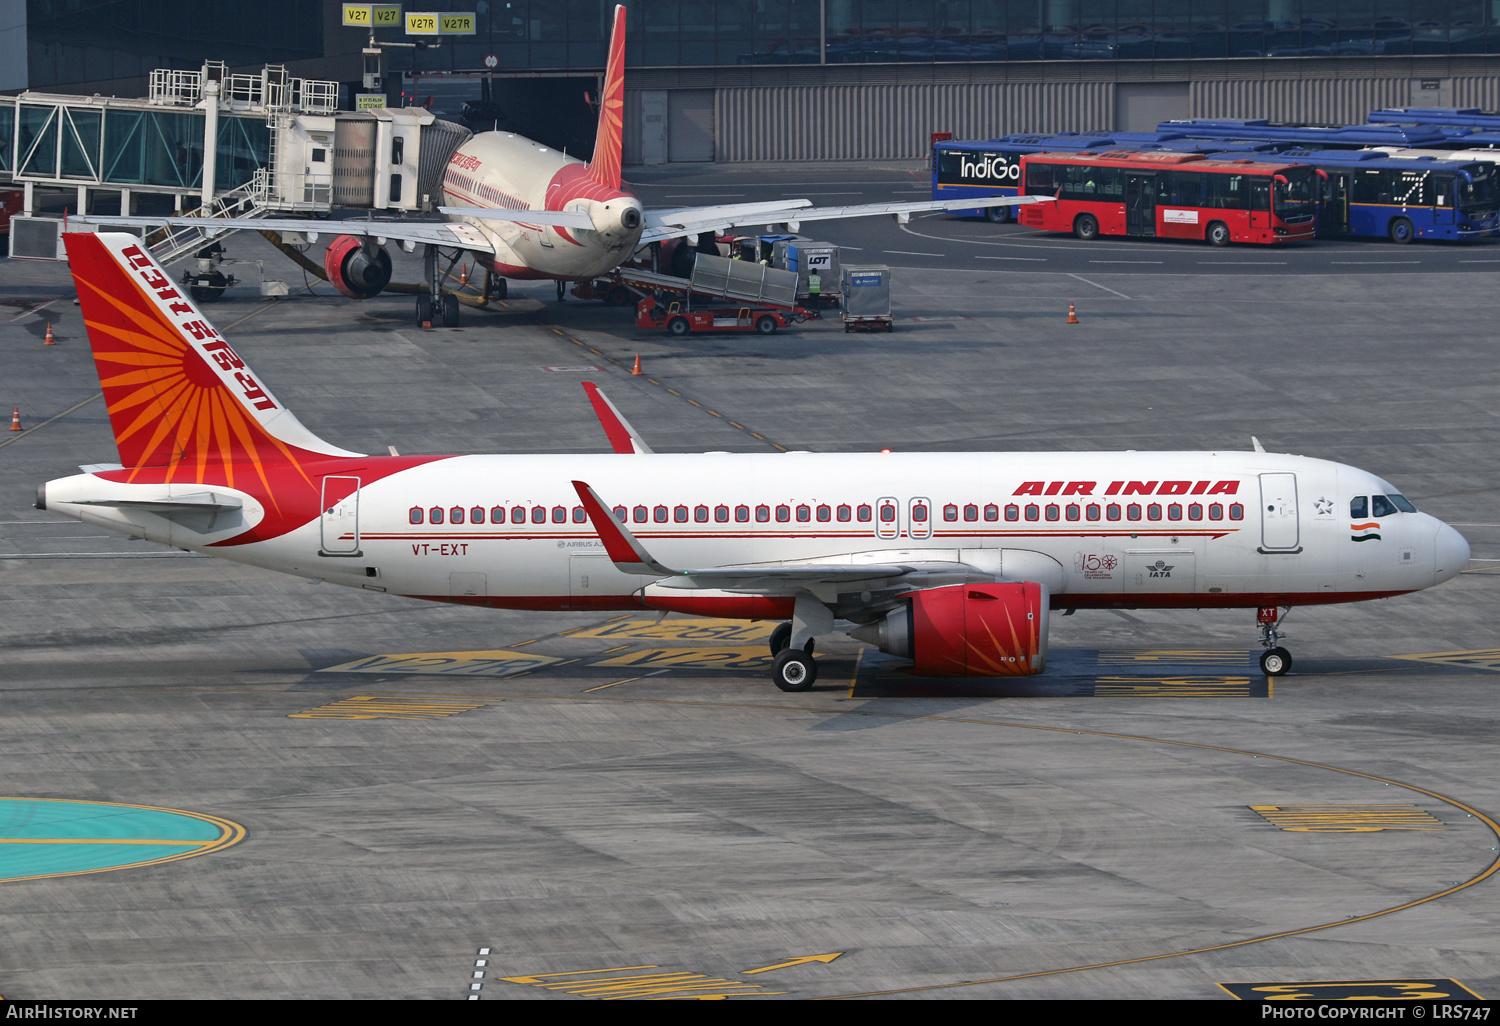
1257,605 -> 1293,676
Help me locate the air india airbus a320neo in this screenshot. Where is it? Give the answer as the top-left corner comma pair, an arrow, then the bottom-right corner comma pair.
39,231 -> 1470,689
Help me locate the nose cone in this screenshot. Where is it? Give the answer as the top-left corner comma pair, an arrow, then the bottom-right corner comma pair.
1434,522 -> 1471,585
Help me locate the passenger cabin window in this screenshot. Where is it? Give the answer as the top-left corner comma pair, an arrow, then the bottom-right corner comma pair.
654,505 -> 668,523
531,507 -> 545,524
714,505 -> 729,523
694,505 -> 710,523
735,505 -> 750,522
451,507 -> 465,525
429,506 -> 444,525
963,504 -> 978,522
756,505 -> 770,522
776,505 -> 791,523
1350,496 -> 1368,519
878,505 -> 895,522
817,505 -> 831,522
409,506 -> 424,525
613,506 -> 626,522
470,506 -> 484,524
552,506 -> 566,523
573,506 -> 586,523
796,504 -> 810,522
943,504 -> 958,522
1024,505 -> 1039,522
674,505 -> 688,523
837,504 -> 851,522
984,504 -> 998,522
491,506 -> 504,523
1005,504 -> 1019,522
857,504 -> 872,522
633,505 -> 647,523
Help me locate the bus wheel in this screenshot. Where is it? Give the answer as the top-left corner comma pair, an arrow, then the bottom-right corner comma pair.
984,204 -> 1008,224
1206,221 -> 1231,247
1389,217 -> 1415,244
1073,214 -> 1099,240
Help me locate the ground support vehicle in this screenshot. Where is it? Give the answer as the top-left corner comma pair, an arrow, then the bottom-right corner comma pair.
179,241 -> 237,302
772,238 -> 841,307
840,265 -> 892,332
621,253 -> 810,335
1227,149 -> 1500,242
1019,150 -> 1318,246
930,133 -> 1275,220
636,296 -> 803,335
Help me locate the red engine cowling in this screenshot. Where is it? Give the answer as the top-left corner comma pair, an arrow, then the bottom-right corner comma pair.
324,235 -> 393,298
856,582 -> 1049,677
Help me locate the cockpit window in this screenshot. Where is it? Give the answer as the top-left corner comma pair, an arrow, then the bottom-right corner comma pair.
1349,496 -> 1368,519
1388,493 -> 1417,513
1371,494 -> 1399,517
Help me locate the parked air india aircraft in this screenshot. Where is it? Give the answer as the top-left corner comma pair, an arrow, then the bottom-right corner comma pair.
41,232 -> 1471,689
76,4 -> 1051,326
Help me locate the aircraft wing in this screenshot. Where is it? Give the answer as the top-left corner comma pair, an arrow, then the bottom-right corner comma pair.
638,194 -> 1053,244
67,215 -> 498,253
438,206 -> 596,229
572,480 -> 975,587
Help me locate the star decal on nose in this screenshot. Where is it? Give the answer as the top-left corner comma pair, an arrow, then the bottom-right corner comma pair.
1314,497 -> 1334,516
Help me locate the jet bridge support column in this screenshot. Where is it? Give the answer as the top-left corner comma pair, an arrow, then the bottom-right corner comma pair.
201,78 -> 220,209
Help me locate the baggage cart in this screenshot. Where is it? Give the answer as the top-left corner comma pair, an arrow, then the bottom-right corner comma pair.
840,265 -> 893,332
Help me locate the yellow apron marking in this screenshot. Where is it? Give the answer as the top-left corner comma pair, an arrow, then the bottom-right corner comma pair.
317,650 -> 561,678
1249,805 -> 1446,832
0,837 -> 217,846
1097,650 -> 1251,666
1217,979 -> 1483,1000
1093,676 -> 1256,697
498,965 -> 783,1000
742,952 -> 843,975
1389,648 -> 1500,671
568,618 -> 775,642
592,646 -> 772,671
290,695 -> 491,719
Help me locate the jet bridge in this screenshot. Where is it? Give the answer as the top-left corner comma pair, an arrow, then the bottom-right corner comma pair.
6,60 -> 470,266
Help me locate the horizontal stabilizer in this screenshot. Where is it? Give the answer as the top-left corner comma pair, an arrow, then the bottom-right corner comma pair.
73,491 -> 244,533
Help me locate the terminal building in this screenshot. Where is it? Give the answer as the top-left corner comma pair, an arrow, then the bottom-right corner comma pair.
5,1 -> 1500,179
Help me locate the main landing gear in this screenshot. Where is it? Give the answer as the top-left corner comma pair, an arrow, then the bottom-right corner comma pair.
1257,605 -> 1293,676
767,595 -> 832,692
416,244 -> 462,328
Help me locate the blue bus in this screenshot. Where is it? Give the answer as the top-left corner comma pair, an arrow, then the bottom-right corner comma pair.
1213,149 -> 1500,242
1369,107 -> 1500,131
1158,118 -> 1453,150
932,132 -> 1270,220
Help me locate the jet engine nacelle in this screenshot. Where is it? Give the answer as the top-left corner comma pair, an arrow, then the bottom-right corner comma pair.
853,581 -> 1049,677
324,235 -> 393,298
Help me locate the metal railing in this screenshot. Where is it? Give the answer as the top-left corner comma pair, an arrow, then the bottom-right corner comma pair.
146,173 -> 271,266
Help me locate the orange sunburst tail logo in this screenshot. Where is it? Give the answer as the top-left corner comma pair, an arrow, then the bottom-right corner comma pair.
62,232 -> 362,492
586,3 -> 627,190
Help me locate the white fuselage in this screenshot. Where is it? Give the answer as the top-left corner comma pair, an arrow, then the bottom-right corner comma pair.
44,451 -> 1469,616
440,132 -> 645,280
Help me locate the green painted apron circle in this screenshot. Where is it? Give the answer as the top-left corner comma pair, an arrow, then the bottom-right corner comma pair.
0,798 -> 245,882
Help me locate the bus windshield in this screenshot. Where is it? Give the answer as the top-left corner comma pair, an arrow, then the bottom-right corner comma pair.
1457,167 -> 1500,216
1273,167 -> 1317,219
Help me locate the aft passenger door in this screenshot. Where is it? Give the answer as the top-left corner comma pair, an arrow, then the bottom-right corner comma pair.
319,476 -> 360,555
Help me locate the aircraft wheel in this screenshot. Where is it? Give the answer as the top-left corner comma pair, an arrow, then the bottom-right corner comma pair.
755,314 -> 777,335
488,276 -> 508,301
556,280 -> 567,301
1259,647 -> 1292,676
771,649 -> 817,692
1206,221 -> 1231,247
768,622 -> 791,656
415,294 -> 433,327
666,316 -> 691,336
1389,217 -> 1415,244
441,294 -> 460,327
1074,214 -> 1099,241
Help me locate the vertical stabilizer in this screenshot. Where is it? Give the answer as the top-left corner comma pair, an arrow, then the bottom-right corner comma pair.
62,232 -> 362,474
585,4 -> 627,190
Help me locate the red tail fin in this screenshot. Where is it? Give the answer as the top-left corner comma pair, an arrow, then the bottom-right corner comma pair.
586,3 -> 626,190
62,231 -> 359,475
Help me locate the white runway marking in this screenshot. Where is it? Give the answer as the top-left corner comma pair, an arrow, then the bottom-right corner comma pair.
1066,272 -> 1131,299
884,249 -> 945,257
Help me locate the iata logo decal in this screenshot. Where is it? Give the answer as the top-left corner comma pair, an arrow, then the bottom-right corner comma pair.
1351,521 -> 1382,542
1074,552 -> 1118,580
1145,559 -> 1174,578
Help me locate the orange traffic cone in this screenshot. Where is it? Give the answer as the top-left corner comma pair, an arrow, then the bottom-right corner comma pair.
9,407 -> 21,432
459,263 -> 469,286
631,354 -> 642,376
43,323 -> 55,345
1067,302 -> 1078,324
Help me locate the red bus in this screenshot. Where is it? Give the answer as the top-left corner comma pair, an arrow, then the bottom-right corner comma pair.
1018,151 -> 1317,245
